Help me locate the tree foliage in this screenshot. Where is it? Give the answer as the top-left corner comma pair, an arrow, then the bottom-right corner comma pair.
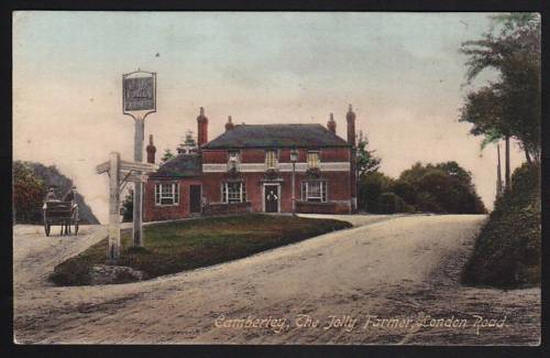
161,148 -> 175,164
13,161 -> 46,223
460,13 -> 541,161
358,161 -> 486,214
356,130 -> 381,177
121,189 -> 133,222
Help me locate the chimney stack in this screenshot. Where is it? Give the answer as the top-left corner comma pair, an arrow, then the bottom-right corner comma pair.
346,104 -> 356,147
225,115 -> 234,132
146,134 -> 156,164
197,107 -> 208,147
327,113 -> 336,134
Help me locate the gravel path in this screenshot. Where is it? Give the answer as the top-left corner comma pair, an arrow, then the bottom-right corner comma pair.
13,214 -> 540,344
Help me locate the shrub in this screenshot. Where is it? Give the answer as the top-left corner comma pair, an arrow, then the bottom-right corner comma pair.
462,163 -> 540,288
376,192 -> 406,214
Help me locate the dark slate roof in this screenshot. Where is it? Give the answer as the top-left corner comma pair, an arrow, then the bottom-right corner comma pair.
202,124 -> 350,149
151,154 -> 201,178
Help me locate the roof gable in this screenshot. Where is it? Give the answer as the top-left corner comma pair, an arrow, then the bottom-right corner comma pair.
151,154 -> 201,178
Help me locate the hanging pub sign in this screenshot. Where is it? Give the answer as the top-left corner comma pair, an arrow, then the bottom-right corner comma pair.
122,70 -> 157,115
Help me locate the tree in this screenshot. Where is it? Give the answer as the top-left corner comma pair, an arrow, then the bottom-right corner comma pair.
161,148 -> 175,164
356,130 -> 381,177
13,161 -> 46,223
177,130 -> 198,154
121,189 -> 133,222
460,13 -> 541,172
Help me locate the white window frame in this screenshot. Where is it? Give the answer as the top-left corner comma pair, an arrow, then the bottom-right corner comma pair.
222,181 -> 246,204
265,149 -> 278,169
155,182 -> 180,206
301,181 -> 327,202
307,151 -> 320,169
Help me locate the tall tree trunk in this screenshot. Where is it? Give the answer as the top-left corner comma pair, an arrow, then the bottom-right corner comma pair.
505,135 -> 511,189
525,148 -> 532,165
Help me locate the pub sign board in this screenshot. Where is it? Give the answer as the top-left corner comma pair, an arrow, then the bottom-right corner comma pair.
122,71 -> 157,113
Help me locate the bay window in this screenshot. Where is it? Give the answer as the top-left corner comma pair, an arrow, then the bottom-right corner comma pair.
154,182 -> 180,206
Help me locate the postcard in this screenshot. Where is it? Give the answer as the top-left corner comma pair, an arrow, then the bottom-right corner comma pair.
12,11 -> 541,345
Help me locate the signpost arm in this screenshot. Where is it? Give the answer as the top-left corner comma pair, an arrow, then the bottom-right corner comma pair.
133,116 -> 145,247
108,152 -> 121,262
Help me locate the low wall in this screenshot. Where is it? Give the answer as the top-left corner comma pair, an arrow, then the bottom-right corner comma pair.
203,202 -> 252,216
296,200 -> 351,214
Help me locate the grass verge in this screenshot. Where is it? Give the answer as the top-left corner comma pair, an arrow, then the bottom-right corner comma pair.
50,214 -> 352,286
462,163 -> 540,288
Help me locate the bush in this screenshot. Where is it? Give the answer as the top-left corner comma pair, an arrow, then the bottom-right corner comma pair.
376,192 -> 406,214
462,163 -> 540,288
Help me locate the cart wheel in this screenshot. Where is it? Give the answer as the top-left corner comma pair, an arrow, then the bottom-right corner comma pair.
74,221 -> 79,235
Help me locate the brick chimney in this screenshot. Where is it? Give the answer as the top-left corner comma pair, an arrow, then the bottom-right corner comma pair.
327,113 -> 336,134
146,134 -> 156,164
225,115 -> 234,132
346,104 -> 356,146
197,107 -> 208,147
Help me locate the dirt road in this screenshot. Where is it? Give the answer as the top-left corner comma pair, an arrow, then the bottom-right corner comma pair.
13,215 -> 540,344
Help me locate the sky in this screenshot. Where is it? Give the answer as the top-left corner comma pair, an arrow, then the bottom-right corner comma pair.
13,12 -> 526,223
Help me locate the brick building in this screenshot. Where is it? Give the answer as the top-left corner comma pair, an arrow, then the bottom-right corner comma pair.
143,106 -> 358,221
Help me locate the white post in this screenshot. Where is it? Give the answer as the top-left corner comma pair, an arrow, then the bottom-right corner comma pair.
108,152 -> 121,262
133,117 -> 144,247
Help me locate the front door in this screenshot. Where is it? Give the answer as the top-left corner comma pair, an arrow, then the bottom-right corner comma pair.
264,185 -> 279,213
190,185 -> 201,214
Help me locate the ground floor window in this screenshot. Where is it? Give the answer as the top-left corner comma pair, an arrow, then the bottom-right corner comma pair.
222,181 -> 246,203
301,181 -> 327,202
155,182 -> 180,205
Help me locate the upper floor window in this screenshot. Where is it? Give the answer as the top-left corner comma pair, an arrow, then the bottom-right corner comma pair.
222,181 -> 246,203
265,150 -> 278,169
228,150 -> 240,171
155,182 -> 179,206
307,151 -> 320,169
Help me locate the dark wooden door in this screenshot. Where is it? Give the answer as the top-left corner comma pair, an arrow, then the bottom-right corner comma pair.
265,185 -> 279,213
190,185 -> 201,213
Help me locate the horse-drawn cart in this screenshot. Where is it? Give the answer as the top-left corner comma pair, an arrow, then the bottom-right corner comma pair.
42,201 -> 79,236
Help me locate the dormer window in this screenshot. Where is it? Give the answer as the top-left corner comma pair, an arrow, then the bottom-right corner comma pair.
307,151 -> 320,169
265,150 -> 278,169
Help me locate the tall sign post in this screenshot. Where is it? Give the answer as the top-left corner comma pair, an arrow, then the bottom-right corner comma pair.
122,69 -> 157,247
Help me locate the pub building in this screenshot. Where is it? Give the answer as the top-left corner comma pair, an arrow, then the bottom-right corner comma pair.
143,105 -> 358,221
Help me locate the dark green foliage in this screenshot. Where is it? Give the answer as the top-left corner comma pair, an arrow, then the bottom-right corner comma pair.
121,189 -> 133,222
358,172 -> 394,213
462,163 -> 540,288
358,161 -> 486,214
50,214 -> 352,286
356,131 -> 381,177
376,192 -> 406,214
17,161 -> 100,224
13,161 -> 46,224
460,13 -> 541,161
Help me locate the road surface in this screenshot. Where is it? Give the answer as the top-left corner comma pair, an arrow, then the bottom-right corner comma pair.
13,214 -> 540,344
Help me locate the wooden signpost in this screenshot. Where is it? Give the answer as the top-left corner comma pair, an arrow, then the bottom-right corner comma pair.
96,153 -> 157,261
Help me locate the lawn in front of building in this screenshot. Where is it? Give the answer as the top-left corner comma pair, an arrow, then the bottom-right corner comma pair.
50,214 -> 352,286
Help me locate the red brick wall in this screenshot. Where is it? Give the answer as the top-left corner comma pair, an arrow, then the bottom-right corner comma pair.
201,170 -> 351,214
202,150 -> 227,164
321,147 -> 351,162
143,178 -> 202,222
